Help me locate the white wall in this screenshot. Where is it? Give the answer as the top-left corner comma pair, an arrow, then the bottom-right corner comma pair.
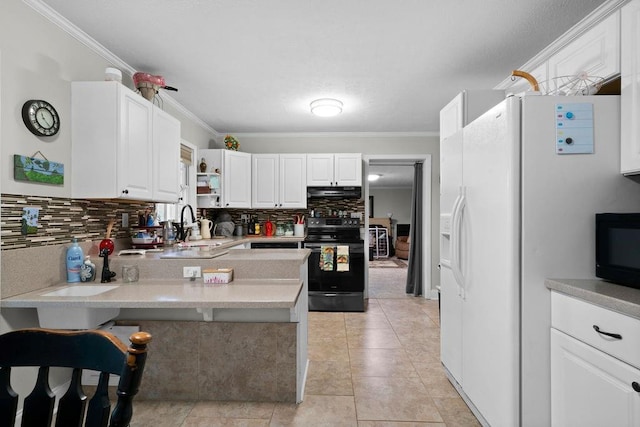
370,187 -> 413,236
0,0 -> 216,198
233,133 -> 441,293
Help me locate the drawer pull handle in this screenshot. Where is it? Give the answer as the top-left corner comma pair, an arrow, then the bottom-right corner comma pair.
633,382 -> 640,392
593,325 -> 622,340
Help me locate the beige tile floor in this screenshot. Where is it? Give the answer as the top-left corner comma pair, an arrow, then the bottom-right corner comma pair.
130,260 -> 480,426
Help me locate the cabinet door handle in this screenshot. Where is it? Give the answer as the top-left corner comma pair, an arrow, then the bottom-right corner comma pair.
593,325 -> 622,340
632,382 -> 640,392
122,189 -> 129,195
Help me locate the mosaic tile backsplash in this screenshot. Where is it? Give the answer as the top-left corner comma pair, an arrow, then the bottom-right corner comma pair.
208,198 -> 365,224
1,194 -> 153,250
1,194 -> 364,250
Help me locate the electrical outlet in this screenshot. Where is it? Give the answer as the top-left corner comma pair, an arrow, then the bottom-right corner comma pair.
240,214 -> 249,223
122,212 -> 129,228
183,266 -> 201,278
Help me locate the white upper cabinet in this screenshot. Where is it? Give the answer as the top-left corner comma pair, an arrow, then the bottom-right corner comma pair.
548,12 -> 620,86
252,154 -> 279,208
222,150 -> 252,208
72,82 -> 180,202
152,108 -> 181,202
252,154 -> 306,208
621,0 -> 640,175
279,154 -> 307,208
439,90 -> 504,141
307,153 -> 362,186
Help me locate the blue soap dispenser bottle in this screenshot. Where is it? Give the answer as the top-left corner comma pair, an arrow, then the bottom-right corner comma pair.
66,238 -> 84,283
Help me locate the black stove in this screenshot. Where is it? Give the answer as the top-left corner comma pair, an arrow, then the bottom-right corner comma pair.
305,217 -> 362,243
303,217 -> 365,312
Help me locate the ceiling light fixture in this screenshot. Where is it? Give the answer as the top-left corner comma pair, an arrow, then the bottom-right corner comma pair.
368,174 -> 381,181
310,98 -> 343,117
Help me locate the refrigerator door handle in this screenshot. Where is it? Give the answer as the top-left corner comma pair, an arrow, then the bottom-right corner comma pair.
451,188 -> 466,297
449,193 -> 462,280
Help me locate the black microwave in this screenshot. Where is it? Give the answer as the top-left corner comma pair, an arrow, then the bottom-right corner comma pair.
595,213 -> 640,289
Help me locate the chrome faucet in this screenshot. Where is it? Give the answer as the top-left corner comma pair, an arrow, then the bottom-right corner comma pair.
178,204 -> 196,241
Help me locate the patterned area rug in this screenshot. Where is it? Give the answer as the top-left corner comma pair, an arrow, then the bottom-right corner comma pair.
369,258 -> 408,268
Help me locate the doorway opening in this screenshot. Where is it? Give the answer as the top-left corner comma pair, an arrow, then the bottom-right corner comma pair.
364,155 -> 432,299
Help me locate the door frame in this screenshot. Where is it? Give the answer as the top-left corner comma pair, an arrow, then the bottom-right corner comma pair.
364,154 -> 433,299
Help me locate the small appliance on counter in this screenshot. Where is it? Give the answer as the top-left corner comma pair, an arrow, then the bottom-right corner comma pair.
595,213 -> 640,289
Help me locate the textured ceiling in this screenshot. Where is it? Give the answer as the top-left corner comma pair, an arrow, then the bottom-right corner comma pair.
40,0 -> 606,134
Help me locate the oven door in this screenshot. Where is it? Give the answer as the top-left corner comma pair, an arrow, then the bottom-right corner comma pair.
304,241 -> 365,292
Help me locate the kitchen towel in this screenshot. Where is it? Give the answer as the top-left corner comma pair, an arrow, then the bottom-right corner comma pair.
321,246 -> 334,271
336,245 -> 349,272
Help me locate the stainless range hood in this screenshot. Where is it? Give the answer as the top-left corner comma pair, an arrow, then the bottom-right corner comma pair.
307,186 -> 362,198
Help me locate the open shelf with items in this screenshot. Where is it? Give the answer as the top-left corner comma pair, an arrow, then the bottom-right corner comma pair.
196,172 -> 221,208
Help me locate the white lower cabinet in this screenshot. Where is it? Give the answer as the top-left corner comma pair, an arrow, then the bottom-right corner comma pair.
551,330 -> 640,427
551,292 -> 640,427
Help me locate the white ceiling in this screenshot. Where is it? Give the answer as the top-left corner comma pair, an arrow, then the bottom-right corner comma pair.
369,163 -> 415,189
40,0 -> 606,134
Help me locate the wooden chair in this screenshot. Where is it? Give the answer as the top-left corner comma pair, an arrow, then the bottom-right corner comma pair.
0,328 -> 152,427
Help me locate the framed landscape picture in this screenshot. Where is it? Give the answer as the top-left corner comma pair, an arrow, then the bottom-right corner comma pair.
14,154 -> 64,185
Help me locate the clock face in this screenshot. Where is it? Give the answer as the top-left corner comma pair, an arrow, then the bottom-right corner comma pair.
22,100 -> 60,137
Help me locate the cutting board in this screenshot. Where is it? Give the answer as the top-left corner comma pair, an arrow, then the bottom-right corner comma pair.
160,250 -> 228,259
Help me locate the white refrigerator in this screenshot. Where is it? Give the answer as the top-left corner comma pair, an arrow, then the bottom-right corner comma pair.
439,94 -> 640,427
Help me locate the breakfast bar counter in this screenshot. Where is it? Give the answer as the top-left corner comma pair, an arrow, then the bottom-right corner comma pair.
1,279 -> 303,310
1,248 -> 310,403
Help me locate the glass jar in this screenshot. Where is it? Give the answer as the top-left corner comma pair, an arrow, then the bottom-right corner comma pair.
276,222 -> 285,236
284,221 -> 294,236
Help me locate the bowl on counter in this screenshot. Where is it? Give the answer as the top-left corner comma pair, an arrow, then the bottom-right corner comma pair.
132,237 -> 155,244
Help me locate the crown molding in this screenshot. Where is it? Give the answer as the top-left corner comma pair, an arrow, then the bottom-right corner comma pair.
494,0 -> 630,90
22,0 -> 218,136
230,131 -> 439,139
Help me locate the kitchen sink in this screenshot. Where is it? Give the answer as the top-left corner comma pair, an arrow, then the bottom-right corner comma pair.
41,285 -> 118,297
38,285 -> 120,329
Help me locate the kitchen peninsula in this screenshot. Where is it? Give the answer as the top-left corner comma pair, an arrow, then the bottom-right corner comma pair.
1,244 -> 310,403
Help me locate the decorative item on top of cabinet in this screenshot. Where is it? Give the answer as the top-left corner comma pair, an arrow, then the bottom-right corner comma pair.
224,134 -> 240,151
199,157 -> 208,173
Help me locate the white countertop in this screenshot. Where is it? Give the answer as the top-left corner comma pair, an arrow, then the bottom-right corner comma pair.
546,279 -> 640,319
1,278 -> 303,309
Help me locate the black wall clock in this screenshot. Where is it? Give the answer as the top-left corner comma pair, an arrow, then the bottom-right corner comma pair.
22,99 -> 60,137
